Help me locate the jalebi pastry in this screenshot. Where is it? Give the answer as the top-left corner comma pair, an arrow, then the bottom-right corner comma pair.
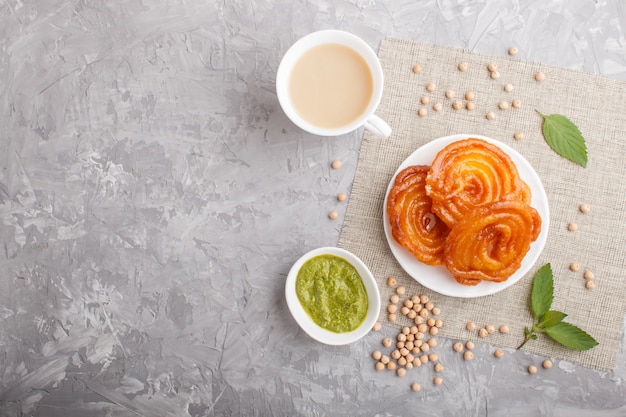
425,138 -> 531,227
387,165 -> 450,265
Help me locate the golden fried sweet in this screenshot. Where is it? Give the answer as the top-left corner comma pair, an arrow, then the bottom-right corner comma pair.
443,200 -> 542,285
425,138 -> 531,227
387,165 -> 450,265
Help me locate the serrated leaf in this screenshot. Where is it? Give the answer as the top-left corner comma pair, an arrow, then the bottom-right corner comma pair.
538,310 -> 567,329
531,264 -> 553,320
537,111 -> 588,168
544,322 -> 599,351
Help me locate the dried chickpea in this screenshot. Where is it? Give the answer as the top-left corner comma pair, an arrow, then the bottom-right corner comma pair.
419,309 -> 429,318
434,363 -> 444,373
405,341 -> 415,351
508,46 -> 518,56
417,323 -> 428,333
414,339 -> 423,348
584,270 -> 595,280
380,355 -> 390,364
400,347 -> 410,357
427,338 -> 437,348
499,325 -> 510,334
415,332 -> 425,341
431,307 -> 441,315
418,107 -> 427,117
404,299 -> 414,309
498,101 -> 509,110
452,100 -> 463,110
410,295 -> 420,304
372,322 -> 382,331
407,310 -> 417,319
331,160 -> 342,169
401,306 -> 410,316
387,361 -> 397,371
453,342 -> 464,352
427,318 -> 436,327
586,280 -> 596,289
478,328 -> 489,338
433,376 -> 443,386
397,368 -> 406,377
466,102 -> 476,111
414,316 -> 424,325
543,359 -> 553,369
420,295 -> 429,304
410,326 -> 418,334
396,286 -> 406,296
458,62 -> 468,71
387,276 -> 397,286
388,313 -> 397,322
463,351 -> 474,361
406,333 -> 414,342
528,365 -> 538,374
580,204 -> 591,214
387,304 -> 398,314
337,193 -> 347,202
391,349 -> 401,360
504,83 -> 514,92
420,355 -> 429,364
402,326 -> 411,335
425,301 -> 434,311
490,71 -> 500,80
398,357 -> 407,367
514,132 -> 524,141
397,341 -> 405,350
445,89 -> 455,99
568,222 -> 578,231
328,211 -> 339,220
429,327 -> 439,336
428,353 -> 438,362
485,324 -> 495,334
486,111 -> 495,120
412,64 -> 422,74
433,102 -> 443,112
426,82 -> 436,92
405,362 -> 414,370
390,294 -> 399,304
512,99 -> 521,108
569,262 -> 580,272
487,63 -> 498,72
372,350 -> 382,360
435,320 -> 443,328
466,322 -> 476,331
413,303 -> 423,312
397,333 -> 407,342
420,343 -> 430,353
421,96 -> 430,105
535,72 -> 545,81
465,341 -> 475,350
411,347 -> 420,355
375,361 -> 385,371
411,382 -> 422,392
494,349 -> 504,358
465,91 -> 475,101
382,337 -> 392,348
412,357 -> 422,367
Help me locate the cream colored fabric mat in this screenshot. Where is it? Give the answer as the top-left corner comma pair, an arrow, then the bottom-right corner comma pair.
338,39 -> 626,371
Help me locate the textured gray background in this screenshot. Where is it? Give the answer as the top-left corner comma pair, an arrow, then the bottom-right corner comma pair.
1,1 -> 625,416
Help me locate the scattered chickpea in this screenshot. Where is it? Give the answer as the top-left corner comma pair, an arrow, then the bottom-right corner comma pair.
486,111 -> 495,120
399,306 -> 409,315
433,102 -> 443,112
397,341 -> 405,350
388,313 -> 397,322
466,102 -> 476,111
420,355 -> 429,364
465,341 -> 475,350
580,203 -> 591,214
417,323 -> 428,334
487,63 -> 498,72
528,365 -> 538,374
396,286 -> 406,295
328,211 -> 338,220
494,349 -> 504,358
445,89 -> 455,99
390,294 -> 399,304
512,99 -> 521,108
514,132 -> 524,141
412,64 -> 422,74
508,46 -> 519,56
412,357 -> 421,367
419,309 -> 429,318
426,82 -> 437,92
466,322 -> 476,331
498,101 -> 509,110
407,310 -> 417,319
427,318 -> 436,327
425,301 -> 434,311
504,83 -> 514,92
387,276 -> 397,286
405,341 -> 414,351
433,376 -> 443,386
535,72 -> 546,82
417,108 -> 427,117
402,326 -> 410,335
586,280 -> 596,289
542,359 -> 553,369
584,270 -> 595,280
458,62 -> 468,71
452,100 -> 463,110
413,302 -> 422,312
490,71 -> 500,80
428,353 -> 439,362
420,295 -> 429,304
465,91 -> 475,101
427,338 -> 437,347
331,160 -> 342,169
499,325 -> 510,334
382,337 -> 392,348
375,361 -> 385,371
391,349 -> 401,360
397,333 -> 407,342
387,304 -> 398,314
387,361 -> 397,371
420,343 -> 430,353
406,334 -> 414,342
568,222 -> 578,231
478,328 -> 489,338
569,262 -> 580,272
434,363 -> 444,373
398,357 -> 407,367
485,324 -> 495,334
414,316 -> 424,325
337,193 -> 347,202
405,362 -> 414,370
463,351 -> 474,361
397,368 -> 406,377
411,382 -> 422,392
372,322 -> 382,331
372,350 -> 382,360
380,355 -> 390,364
453,342 -> 464,352
429,327 -> 439,336
411,295 -> 420,304
435,319 -> 443,328
431,307 -> 441,316
421,96 -> 430,105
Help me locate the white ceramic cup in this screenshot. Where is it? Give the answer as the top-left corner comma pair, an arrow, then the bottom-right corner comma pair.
276,30 -> 392,138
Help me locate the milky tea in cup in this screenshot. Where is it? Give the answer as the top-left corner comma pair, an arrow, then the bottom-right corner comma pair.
277,30 -> 391,137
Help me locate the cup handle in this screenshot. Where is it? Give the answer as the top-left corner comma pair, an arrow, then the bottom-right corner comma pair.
363,114 -> 392,138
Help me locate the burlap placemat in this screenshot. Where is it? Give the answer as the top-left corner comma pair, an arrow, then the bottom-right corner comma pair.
338,39 -> 626,371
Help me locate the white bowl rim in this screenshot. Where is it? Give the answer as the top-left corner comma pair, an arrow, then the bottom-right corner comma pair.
285,246 -> 381,345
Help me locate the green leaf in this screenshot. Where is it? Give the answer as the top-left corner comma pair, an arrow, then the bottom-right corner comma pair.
538,310 -> 567,329
531,264 -> 554,320
537,111 -> 588,168
544,322 -> 599,351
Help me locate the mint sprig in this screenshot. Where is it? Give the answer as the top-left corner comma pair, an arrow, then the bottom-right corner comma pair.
519,263 -> 599,351
536,111 -> 588,168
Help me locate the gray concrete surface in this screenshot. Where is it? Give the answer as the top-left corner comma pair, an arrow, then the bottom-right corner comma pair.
1,1 -> 625,416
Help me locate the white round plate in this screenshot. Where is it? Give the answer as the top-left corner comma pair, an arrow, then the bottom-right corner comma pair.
383,134 -> 550,298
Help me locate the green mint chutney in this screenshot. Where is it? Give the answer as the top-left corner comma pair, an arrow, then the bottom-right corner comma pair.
295,254 -> 368,333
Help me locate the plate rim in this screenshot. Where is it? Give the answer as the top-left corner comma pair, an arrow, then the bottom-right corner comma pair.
382,133 -> 550,298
